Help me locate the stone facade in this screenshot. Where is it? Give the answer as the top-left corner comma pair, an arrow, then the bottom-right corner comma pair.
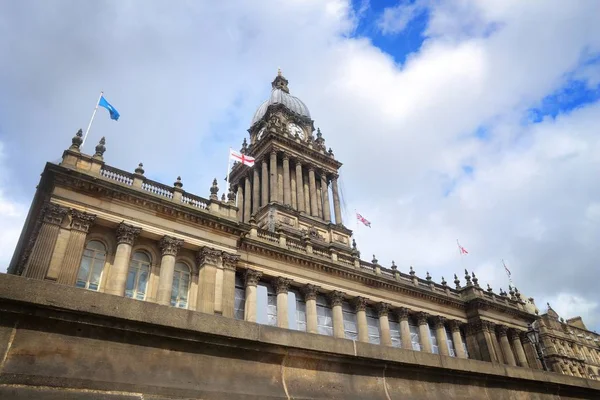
4,72 -> 600,398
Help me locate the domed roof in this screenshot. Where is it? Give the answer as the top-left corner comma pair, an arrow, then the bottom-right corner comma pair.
251,70 -> 311,126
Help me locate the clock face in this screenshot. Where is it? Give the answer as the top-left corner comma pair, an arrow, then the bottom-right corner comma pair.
288,123 -> 304,140
257,127 -> 266,141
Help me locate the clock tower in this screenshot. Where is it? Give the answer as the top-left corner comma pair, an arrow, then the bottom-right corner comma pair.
229,70 -> 353,250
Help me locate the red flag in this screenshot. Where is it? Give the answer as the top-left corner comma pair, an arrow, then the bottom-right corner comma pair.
230,149 -> 255,167
356,213 -> 371,227
457,240 -> 468,255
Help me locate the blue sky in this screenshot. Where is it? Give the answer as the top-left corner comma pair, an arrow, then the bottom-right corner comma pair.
1,0 -> 600,331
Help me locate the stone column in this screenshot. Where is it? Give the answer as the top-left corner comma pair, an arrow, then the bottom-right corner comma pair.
221,253 -> 239,318
331,176 -> 343,225
498,325 -> 517,366
196,247 -> 221,314
329,290 -> 345,339
521,332 -> 541,369
417,312 -> 433,353
295,161 -> 305,212
261,159 -> 269,207
472,320 -> 500,363
270,151 -> 278,203
509,329 -> 529,367
244,269 -> 262,322
237,184 -> 244,222
57,210 -> 96,285
105,222 -> 141,296
354,297 -> 369,343
302,284 -> 319,334
308,167 -> 318,217
253,167 -> 260,214
377,303 -> 392,346
449,320 -> 467,359
283,154 -> 291,206
244,176 -> 251,223
156,236 -> 184,306
275,277 -> 291,328
433,316 -> 450,356
464,323 -> 483,361
398,307 -> 413,350
25,203 -> 69,280
321,173 -> 331,222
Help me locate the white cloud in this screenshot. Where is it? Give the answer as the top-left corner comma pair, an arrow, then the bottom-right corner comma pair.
1,0 -> 600,330
377,0 -> 428,35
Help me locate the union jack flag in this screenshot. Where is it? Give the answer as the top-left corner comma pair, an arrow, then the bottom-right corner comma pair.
356,213 -> 371,227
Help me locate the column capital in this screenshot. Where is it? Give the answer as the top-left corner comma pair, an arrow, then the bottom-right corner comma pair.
275,277 -> 292,294
245,269 -> 262,287
159,236 -> 184,257
508,328 -> 523,341
282,152 -> 290,161
196,246 -> 222,266
307,165 -> 316,172
448,319 -> 463,333
115,222 -> 141,246
70,209 -> 96,233
519,331 -> 530,343
301,283 -> 320,301
328,290 -> 344,307
376,302 -> 391,317
396,307 -> 411,321
432,316 -> 447,329
41,203 -> 69,226
416,311 -> 430,326
353,296 -> 368,312
496,324 -> 509,337
222,252 -> 240,271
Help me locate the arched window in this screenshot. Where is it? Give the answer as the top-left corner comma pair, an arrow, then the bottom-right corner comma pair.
125,251 -> 151,300
76,240 -> 106,291
171,262 -> 191,308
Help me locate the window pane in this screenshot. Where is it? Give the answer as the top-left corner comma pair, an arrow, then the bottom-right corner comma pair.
76,257 -> 91,288
170,274 -> 181,307
87,240 -> 106,252
366,308 -> 381,345
234,277 -> 246,321
125,268 -> 136,298
316,296 -> 333,337
342,302 -> 357,340
133,251 -> 151,263
294,292 -> 306,332
389,320 -> 402,348
136,268 -> 149,300
410,324 -> 421,351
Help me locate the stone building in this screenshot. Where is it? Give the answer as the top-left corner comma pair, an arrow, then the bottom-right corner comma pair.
2,71 -> 600,399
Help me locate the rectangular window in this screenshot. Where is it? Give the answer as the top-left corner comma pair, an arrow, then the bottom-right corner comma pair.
342,301 -> 358,340
389,314 -> 402,348
445,327 -> 456,357
316,295 -> 333,336
234,275 -> 245,320
293,290 -> 307,332
366,307 -> 381,345
429,326 -> 439,354
409,323 -> 421,351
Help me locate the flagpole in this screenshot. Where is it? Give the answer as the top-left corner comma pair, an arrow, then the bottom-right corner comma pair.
226,149 -> 232,205
502,259 -> 513,286
82,91 -> 103,149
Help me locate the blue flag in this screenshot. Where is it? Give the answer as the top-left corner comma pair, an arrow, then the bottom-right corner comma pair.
98,95 -> 120,121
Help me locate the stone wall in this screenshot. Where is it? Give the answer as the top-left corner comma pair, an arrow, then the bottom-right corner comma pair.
0,273 -> 598,400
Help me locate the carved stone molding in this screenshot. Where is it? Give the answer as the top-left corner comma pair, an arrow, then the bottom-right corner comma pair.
507,328 -> 520,341
222,252 -> 240,271
416,312 -> 430,326
69,209 -> 96,233
449,320 -> 463,333
353,296 -> 368,312
396,307 -> 411,321
197,247 -> 222,266
432,316 -> 447,329
328,290 -> 344,307
519,331 -> 530,343
481,320 -> 495,333
275,277 -> 292,295
244,269 -> 262,287
496,324 -> 509,337
159,236 -> 184,257
41,203 -> 69,226
301,284 -> 320,301
376,302 -> 391,317
115,222 -> 141,246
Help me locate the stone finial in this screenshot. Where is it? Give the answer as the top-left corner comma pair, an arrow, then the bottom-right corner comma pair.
454,274 -> 461,289
173,176 -> 183,188
514,287 -> 521,300
471,271 -> 479,287
316,127 -> 322,139
220,193 -> 226,201
441,276 -> 447,287
227,185 -> 236,204
426,272 -> 432,281
351,238 -> 359,257
249,214 -> 257,225
508,285 -> 515,299
241,138 -> 248,154
409,266 -> 415,276
372,254 -> 378,265
69,129 -> 83,151
464,269 -> 472,286
134,163 -> 145,176
391,260 -> 397,271
209,178 -> 219,200
487,283 -> 493,293
94,137 -> 106,159
328,148 -> 334,157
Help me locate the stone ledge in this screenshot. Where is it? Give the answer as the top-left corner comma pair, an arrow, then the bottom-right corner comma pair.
0,273 -> 597,395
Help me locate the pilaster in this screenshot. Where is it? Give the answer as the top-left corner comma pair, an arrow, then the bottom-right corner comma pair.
244,269 -> 262,322
449,320 -> 467,359
498,325 -> 517,366
328,290 -> 345,339
416,312 -> 433,353
377,302 -> 392,346
302,284 -> 320,334
221,253 -> 240,318
308,167 -> 318,217
196,247 -> 221,314
397,307 -> 413,350
156,236 -> 184,306
57,210 -> 97,285
282,154 -> 291,206
275,277 -> 291,328
433,316 -> 450,356
354,296 -> 369,343
295,161 -> 305,212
